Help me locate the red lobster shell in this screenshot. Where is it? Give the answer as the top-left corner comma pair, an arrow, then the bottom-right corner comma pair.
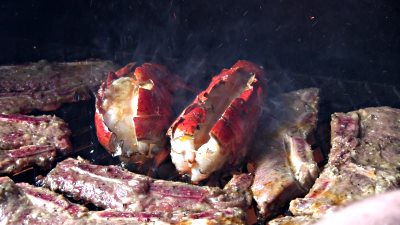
167,60 -> 266,182
95,62 -> 174,165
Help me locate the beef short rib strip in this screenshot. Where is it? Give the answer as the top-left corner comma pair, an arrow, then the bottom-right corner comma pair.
43,158 -> 251,215
290,107 -> 400,216
0,145 -> 56,175
85,208 -> 246,225
23,180 -> 245,224
0,60 -> 116,114
268,216 -> 317,225
0,114 -> 71,151
43,157 -> 153,210
250,88 -> 320,218
270,107 -> 400,224
0,114 -> 72,175
16,182 -> 88,219
0,176 -> 80,225
1,176 -> 246,225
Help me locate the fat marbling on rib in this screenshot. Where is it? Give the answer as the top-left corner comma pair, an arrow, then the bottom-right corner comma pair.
0,114 -> 71,175
250,88 -> 320,218
0,60 -> 116,114
1,176 -> 249,225
42,157 -> 252,224
269,106 -> 400,224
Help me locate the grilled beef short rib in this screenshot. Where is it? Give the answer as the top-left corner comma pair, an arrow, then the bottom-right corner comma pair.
1,176 -> 247,225
0,176 -> 84,224
4,176 -> 249,225
17,181 -> 89,219
270,106 -> 400,224
0,60 -> 116,114
250,88 -> 320,218
42,157 -> 252,222
0,114 -> 71,175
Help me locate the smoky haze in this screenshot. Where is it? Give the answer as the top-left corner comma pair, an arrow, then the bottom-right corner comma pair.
0,0 -> 399,86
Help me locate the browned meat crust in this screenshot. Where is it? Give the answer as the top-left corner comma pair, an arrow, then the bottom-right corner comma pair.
0,176 -> 77,225
43,157 -> 252,223
0,60 -> 116,114
1,176 -> 248,224
250,88 -> 320,218
0,114 -> 71,175
270,106 -> 400,224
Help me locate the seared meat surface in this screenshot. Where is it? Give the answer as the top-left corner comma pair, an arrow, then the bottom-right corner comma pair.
0,176 -> 82,225
16,182 -> 88,219
0,60 -> 116,114
250,88 -> 320,218
84,208 -> 247,225
1,176 -> 246,225
268,216 -> 317,225
270,107 -> 400,224
43,157 -> 251,223
0,114 -> 71,175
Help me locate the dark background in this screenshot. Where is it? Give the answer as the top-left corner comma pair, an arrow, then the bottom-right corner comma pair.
0,0 -> 399,84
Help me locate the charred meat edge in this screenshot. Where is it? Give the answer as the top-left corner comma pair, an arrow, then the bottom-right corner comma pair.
250,88 -> 320,218
0,114 -> 72,175
0,176 -> 248,225
0,60 -> 116,114
270,107 -> 400,224
43,157 -> 252,216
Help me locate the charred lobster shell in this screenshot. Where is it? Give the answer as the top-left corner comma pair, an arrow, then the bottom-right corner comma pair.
168,60 -> 267,182
95,63 -> 174,166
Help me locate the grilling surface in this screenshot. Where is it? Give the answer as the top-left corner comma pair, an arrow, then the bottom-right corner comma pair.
4,62 -> 400,224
